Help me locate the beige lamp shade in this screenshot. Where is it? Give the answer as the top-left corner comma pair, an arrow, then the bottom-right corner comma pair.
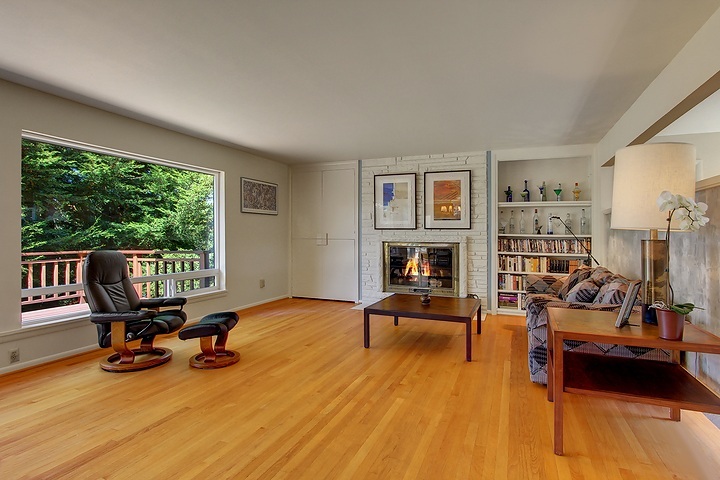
611,142 -> 696,231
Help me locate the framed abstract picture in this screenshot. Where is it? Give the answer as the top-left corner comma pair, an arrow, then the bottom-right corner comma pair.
374,173 -> 416,229
424,170 -> 471,229
241,177 -> 278,215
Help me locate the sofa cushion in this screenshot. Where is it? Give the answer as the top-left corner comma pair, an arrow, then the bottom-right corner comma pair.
525,275 -> 566,295
565,279 -> 601,303
594,280 -> 630,304
589,267 -> 614,286
557,266 -> 593,300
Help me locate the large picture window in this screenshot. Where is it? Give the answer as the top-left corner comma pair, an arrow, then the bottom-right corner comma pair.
20,133 -> 222,325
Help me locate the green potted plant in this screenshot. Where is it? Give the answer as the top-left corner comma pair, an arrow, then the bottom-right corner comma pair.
651,191 -> 709,339
651,300 -> 704,340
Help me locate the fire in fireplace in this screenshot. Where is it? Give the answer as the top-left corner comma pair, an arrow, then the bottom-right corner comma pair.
383,242 -> 459,296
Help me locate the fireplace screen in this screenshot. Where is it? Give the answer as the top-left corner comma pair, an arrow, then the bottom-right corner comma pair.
383,242 -> 459,296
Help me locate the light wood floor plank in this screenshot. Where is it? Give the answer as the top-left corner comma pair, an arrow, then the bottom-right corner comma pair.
1,298 -> 720,479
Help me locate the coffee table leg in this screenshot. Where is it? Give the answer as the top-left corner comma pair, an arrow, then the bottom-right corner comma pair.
364,311 -> 370,348
476,309 -> 481,334
394,316 -> 398,326
466,319 -> 472,361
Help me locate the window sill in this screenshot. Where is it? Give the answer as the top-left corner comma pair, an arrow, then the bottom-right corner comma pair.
14,289 -> 228,336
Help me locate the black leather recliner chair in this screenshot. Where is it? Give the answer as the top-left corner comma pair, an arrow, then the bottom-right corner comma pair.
83,250 -> 187,372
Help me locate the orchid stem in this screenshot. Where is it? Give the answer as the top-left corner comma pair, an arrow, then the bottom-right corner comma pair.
666,209 -> 674,306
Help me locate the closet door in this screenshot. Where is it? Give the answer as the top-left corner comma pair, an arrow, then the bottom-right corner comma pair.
291,164 -> 358,301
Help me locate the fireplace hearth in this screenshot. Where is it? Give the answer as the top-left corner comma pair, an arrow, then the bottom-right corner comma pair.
383,242 -> 459,296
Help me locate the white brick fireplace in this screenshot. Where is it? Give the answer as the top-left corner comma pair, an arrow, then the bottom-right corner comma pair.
360,152 -> 488,306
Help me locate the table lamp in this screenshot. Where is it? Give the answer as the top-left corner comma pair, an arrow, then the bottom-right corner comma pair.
611,143 -> 696,324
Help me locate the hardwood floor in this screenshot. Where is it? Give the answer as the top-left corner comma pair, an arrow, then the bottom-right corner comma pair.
2,297 -> 720,479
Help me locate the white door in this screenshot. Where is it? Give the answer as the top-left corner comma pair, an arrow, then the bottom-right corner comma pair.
291,164 -> 358,301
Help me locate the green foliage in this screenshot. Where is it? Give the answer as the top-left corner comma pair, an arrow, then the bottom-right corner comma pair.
668,303 -> 702,315
651,301 -> 703,315
21,140 -> 214,252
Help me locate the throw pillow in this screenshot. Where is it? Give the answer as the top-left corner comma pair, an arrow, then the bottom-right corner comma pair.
565,279 -> 601,303
526,275 -> 565,294
558,266 -> 592,300
594,280 -> 630,305
589,267 -> 614,286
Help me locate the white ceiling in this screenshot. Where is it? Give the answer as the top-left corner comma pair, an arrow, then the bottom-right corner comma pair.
1,1 -> 719,164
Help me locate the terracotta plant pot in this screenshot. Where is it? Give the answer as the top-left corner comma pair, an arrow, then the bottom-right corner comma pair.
656,308 -> 686,340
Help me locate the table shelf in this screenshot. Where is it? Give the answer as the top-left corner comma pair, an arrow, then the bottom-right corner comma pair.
563,351 -> 720,414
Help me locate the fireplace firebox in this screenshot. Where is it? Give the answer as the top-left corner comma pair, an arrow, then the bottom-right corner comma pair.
383,242 -> 459,296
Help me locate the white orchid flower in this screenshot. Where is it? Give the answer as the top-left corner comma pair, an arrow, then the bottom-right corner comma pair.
656,191 -> 709,231
656,190 -> 677,211
655,190 -> 709,307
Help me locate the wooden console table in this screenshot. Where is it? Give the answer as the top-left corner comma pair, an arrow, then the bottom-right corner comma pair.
547,307 -> 720,455
363,294 -> 481,361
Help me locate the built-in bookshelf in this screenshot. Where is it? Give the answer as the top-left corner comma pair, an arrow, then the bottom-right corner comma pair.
496,234 -> 590,312
492,147 -> 594,314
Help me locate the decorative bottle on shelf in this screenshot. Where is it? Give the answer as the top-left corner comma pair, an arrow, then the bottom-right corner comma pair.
519,210 -> 526,233
532,209 -> 540,234
509,210 -> 516,233
547,212 -> 554,235
504,186 -> 513,202
554,183 -> 562,201
572,182 -> 581,201
580,208 -> 588,234
522,180 -> 530,202
564,213 -> 572,234
538,181 -> 546,201
499,210 -> 507,234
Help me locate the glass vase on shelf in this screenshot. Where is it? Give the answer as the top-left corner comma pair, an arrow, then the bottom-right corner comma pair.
580,209 -> 588,234
519,209 -> 526,233
499,210 -> 507,234
508,210 -> 515,233
564,213 -> 572,234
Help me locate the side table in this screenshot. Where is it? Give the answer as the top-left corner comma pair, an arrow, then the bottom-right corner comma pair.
547,307 -> 720,455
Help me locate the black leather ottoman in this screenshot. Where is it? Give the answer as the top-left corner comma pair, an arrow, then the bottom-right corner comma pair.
178,312 -> 240,369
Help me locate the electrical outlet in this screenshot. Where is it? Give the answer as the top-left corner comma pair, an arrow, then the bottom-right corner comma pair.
9,348 -> 20,364
259,279 -> 265,288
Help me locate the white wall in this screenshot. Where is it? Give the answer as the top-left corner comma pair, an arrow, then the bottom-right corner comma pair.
360,152 -> 488,306
0,79 -> 290,372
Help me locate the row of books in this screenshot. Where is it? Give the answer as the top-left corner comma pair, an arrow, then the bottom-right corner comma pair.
497,292 -> 524,309
499,255 -> 581,274
498,238 -> 591,254
498,274 -> 527,291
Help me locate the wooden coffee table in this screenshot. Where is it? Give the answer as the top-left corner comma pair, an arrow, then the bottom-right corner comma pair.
547,307 -> 720,455
363,294 -> 482,361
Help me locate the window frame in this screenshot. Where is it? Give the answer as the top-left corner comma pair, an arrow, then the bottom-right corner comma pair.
20,130 -> 225,327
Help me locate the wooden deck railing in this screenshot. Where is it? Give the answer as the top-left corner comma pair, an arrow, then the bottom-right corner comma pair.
21,250 -> 212,312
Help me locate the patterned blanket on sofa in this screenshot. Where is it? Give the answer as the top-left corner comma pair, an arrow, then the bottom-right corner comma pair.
525,266 -> 670,384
